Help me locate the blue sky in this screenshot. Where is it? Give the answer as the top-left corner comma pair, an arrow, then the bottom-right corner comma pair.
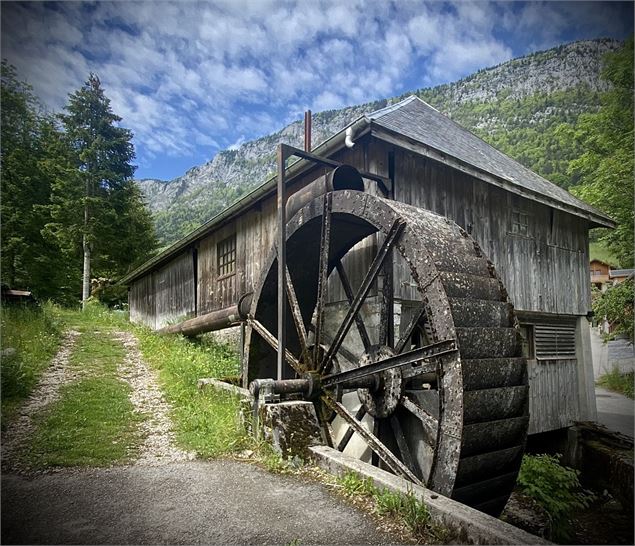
2,1 -> 633,181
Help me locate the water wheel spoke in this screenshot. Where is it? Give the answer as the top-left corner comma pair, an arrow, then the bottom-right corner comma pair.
323,218 -> 406,367
371,418 -> 381,467
249,318 -> 304,374
336,406 -> 366,452
322,341 -> 454,388
313,193 -> 332,365
378,234 -> 394,348
335,260 -> 371,351
285,265 -> 308,358
401,395 -> 438,445
322,395 -> 422,485
390,414 -> 416,475
395,303 -> 427,354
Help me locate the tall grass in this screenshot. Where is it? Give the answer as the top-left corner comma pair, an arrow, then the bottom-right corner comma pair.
133,326 -> 250,457
1,303 -> 62,423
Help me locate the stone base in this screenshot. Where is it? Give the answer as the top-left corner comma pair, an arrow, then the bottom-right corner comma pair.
259,401 -> 323,460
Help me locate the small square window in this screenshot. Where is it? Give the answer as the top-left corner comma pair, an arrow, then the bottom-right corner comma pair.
217,234 -> 236,278
512,209 -> 529,236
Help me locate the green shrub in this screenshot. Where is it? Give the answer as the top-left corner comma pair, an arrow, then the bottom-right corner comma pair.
517,454 -> 595,542
593,279 -> 634,342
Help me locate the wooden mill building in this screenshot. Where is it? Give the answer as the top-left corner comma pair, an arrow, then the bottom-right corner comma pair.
122,96 -> 614,436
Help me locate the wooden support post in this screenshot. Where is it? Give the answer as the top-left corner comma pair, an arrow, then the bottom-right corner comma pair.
277,144 -> 287,381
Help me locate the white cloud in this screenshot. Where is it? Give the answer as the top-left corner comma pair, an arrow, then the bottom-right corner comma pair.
1,0 -> 627,179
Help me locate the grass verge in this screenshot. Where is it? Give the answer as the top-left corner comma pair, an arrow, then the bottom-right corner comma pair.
26,321 -> 144,468
597,367 -> 634,399
1,303 -> 63,425
335,470 -> 452,543
133,326 -> 250,457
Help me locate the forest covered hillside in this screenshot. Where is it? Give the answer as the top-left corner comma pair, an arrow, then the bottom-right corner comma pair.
137,38 -> 621,246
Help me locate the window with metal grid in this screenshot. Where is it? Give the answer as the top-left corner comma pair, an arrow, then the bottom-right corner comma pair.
217,234 -> 236,278
534,319 -> 577,359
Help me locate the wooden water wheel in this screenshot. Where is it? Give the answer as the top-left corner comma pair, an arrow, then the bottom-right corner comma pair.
244,188 -> 528,516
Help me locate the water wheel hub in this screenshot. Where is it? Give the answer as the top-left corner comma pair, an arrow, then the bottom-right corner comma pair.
357,345 -> 402,418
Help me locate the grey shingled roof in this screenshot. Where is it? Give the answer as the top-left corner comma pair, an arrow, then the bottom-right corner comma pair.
369,96 -> 613,226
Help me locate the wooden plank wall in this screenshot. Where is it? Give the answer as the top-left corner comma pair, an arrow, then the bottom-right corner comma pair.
129,250 -> 195,328
526,358 -> 580,433
155,251 -> 196,328
129,274 -> 156,329
390,145 -> 591,316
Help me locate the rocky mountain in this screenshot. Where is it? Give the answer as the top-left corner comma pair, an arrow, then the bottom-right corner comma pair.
138,38 -> 621,246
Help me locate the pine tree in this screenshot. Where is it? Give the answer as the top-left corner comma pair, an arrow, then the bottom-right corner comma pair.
52,74 -> 156,307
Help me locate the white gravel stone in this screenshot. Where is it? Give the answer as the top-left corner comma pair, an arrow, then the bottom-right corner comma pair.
112,331 -> 195,466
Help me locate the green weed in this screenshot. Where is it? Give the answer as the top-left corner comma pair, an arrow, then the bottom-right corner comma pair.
339,470 -> 377,497
336,471 -> 442,542
597,367 -> 634,399
375,488 -> 430,536
256,442 -> 306,473
133,326 -> 249,457
1,303 -> 62,423
517,453 -> 595,542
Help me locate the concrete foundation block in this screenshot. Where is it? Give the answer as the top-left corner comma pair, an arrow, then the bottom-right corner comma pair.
259,401 -> 323,460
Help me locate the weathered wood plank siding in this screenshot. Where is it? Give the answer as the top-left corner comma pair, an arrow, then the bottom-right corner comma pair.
390,146 -> 591,315
129,274 -> 156,328
129,250 -> 195,328
155,251 -> 196,328
526,358 -> 580,433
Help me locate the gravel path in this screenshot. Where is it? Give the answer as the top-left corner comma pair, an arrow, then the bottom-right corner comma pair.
112,330 -> 194,465
1,329 -> 81,473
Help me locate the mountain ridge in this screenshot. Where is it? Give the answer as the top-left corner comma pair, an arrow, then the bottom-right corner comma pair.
138,37 -> 620,245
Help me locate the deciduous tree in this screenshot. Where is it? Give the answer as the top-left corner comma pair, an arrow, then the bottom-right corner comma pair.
570,37 -> 634,267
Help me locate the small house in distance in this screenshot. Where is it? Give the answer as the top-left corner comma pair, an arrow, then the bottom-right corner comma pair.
590,259 -> 612,289
122,96 -> 615,438
590,259 -> 634,291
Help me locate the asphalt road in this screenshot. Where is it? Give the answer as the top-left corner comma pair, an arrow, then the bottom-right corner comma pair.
2,460 -> 402,545
595,387 -> 634,438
